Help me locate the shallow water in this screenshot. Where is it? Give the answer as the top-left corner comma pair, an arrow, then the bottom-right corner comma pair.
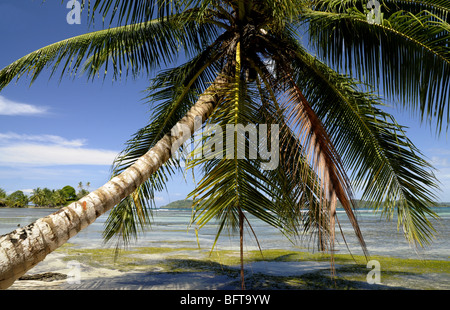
0,206 -> 449,261
334,208 -> 450,260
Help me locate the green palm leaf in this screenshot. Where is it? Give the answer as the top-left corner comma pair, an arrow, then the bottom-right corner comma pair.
304,0 -> 450,131
187,42 -> 281,243
0,13 -> 215,88
286,37 -> 439,246
1,0 -> 447,289
82,0 -> 185,25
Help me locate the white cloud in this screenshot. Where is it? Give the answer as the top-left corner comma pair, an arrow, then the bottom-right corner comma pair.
0,132 -> 85,147
431,156 -> 449,167
154,196 -> 165,202
0,144 -> 118,166
0,95 -> 49,116
20,189 -> 34,195
0,132 -> 118,166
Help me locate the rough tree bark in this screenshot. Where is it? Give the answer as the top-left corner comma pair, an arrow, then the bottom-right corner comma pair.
0,75 -> 227,290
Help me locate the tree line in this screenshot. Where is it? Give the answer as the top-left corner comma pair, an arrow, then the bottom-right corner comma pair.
0,182 -> 90,208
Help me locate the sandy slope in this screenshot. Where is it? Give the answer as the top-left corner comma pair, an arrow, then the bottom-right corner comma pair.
7,248 -> 450,290
7,250 -> 338,290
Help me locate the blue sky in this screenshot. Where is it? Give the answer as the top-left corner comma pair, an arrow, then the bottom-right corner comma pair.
0,0 -> 193,206
0,0 -> 450,204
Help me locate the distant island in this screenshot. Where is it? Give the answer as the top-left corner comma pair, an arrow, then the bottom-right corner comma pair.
158,199 -> 450,210
159,199 -> 194,210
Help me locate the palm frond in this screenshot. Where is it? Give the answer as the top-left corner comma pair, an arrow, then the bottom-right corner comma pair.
104,40 -> 231,246
111,43 -> 223,175
0,13 -> 217,89
286,38 -> 440,247
103,181 -> 156,248
313,0 -> 450,16
253,76 -> 338,251
304,1 -> 450,132
187,43 -> 282,253
283,81 -> 366,254
81,0 -> 185,25
379,0 -> 450,18
244,33 -> 367,257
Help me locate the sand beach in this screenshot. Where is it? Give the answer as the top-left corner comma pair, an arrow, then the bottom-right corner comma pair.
7,244 -> 450,290
2,207 -> 449,291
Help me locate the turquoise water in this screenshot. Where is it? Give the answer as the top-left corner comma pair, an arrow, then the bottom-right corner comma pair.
0,206 -> 449,261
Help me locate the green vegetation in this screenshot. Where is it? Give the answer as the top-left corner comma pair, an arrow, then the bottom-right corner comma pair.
161,200 -> 194,210
62,185 -> 77,201
54,244 -> 450,290
161,199 -> 449,212
2,0 -> 450,290
0,188 -> 6,207
3,190 -> 29,208
0,183 -> 90,208
337,200 -> 449,209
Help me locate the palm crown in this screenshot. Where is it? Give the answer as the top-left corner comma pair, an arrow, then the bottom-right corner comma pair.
0,0 -> 447,288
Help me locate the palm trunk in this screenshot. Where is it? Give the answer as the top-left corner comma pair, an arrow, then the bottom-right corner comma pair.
0,76 -> 226,290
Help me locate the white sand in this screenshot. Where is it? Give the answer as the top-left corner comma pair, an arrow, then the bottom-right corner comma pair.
7,250 -> 337,290
8,248 -> 449,290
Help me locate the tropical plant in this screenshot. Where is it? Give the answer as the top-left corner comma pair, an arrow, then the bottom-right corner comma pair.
61,185 -> 77,202
76,182 -> 91,199
29,188 -> 46,207
51,190 -> 69,207
0,0 -> 447,289
29,187 -> 62,207
5,191 -> 29,208
0,188 -> 6,207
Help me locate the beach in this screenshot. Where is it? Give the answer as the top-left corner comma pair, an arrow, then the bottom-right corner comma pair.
7,243 -> 450,290
2,207 -> 450,290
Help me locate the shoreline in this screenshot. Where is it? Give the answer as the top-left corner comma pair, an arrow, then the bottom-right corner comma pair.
2,207 -> 449,290
7,244 -> 450,290
0,206 -> 62,209
2,201 -> 450,209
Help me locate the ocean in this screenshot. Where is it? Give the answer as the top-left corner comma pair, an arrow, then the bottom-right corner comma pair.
0,206 -> 449,261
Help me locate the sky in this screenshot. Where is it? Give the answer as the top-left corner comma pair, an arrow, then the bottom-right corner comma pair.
0,0 -> 450,204
0,0 -> 193,206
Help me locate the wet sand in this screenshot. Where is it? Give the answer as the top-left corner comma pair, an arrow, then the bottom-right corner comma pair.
8,251 -> 335,290
7,246 -> 450,290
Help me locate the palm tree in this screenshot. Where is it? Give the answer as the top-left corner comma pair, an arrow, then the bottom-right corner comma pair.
0,188 -> 6,207
0,0 -> 447,289
51,190 -> 68,207
4,191 -> 29,208
29,188 -> 46,207
61,185 -> 77,202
